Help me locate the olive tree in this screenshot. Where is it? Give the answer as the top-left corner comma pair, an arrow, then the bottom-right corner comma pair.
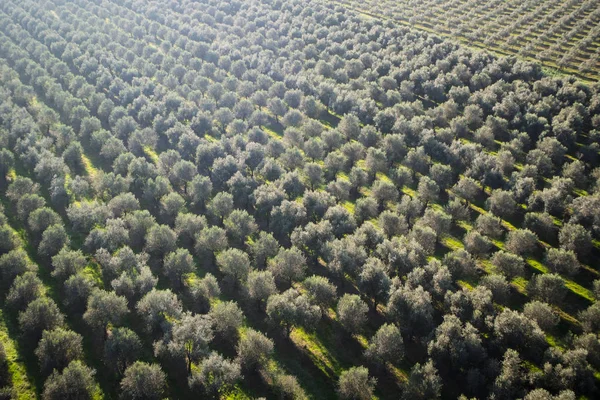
188,352 -> 241,396
35,328 -> 84,376
83,289 -> 129,339
266,289 -> 321,336
209,301 -> 244,343
216,248 -> 251,287
402,360 -> 442,400
268,247 -> 306,288
358,258 -> 391,308
523,301 -> 559,331
365,323 -> 404,366
163,248 -> 195,287
104,327 -> 142,376
237,328 -> 274,371
246,270 -> 278,307
491,251 -> 525,280
42,361 -> 98,400
303,275 -> 337,311
545,248 -> 580,276
136,289 -> 183,336
337,366 -> 376,400
167,312 -> 213,373
337,294 -> 369,334
505,229 -> 538,257
19,297 -> 64,342
120,362 -> 166,400
559,223 -> 592,260
6,272 -> 43,311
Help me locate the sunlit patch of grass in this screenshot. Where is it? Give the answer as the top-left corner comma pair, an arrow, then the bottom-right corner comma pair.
457,280 -> 474,291
564,280 -> 595,303
401,186 -> 417,197
565,154 -> 578,162
7,168 -> 16,181
545,333 -> 567,350
523,360 -> 542,374
209,297 -> 222,308
430,203 -> 444,212
581,264 -> 600,279
499,218 -> 518,232
375,172 -> 392,183
388,364 -> 409,383
342,201 -> 355,214
318,117 -> 335,130
81,154 -> 98,179
353,334 -> 368,349
290,327 -> 341,379
336,171 -> 349,181
204,133 -> 217,142
552,306 -> 580,328
478,259 -> 496,274
223,385 -> 253,400
185,273 -> 200,288
511,276 -> 528,294
143,146 -> 159,165
264,126 -> 282,140
441,235 -> 464,251
82,263 -> 104,288
0,310 -> 36,400
368,218 -> 380,228
490,238 -> 504,250
468,203 -> 488,217
526,259 -> 548,274
359,186 -> 372,197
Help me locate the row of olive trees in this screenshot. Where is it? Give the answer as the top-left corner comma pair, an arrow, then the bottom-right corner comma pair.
1,0 -> 599,398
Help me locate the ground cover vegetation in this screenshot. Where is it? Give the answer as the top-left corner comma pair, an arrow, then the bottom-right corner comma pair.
0,0 -> 599,399
339,0 -> 600,81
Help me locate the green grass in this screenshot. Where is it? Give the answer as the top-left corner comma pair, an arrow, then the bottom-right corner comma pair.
511,277 -> 529,295
290,327 -> 341,379
457,280 -> 474,291
342,200 -> 355,214
82,263 -> 104,288
336,171 -> 350,181
223,385 -> 254,400
401,186 -> 417,197
490,238 -> 505,250
0,310 -> 36,399
545,333 -> 566,350
375,172 -> 393,184
441,235 -> 464,251
143,146 -> 159,165
81,154 -> 98,179
264,126 -> 283,140
456,220 -> 473,231
564,280 -> 595,303
203,133 -> 217,143
526,258 -> 548,274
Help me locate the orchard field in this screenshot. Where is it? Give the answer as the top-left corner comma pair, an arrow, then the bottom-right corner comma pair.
0,0 -> 599,399
338,0 -> 600,82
